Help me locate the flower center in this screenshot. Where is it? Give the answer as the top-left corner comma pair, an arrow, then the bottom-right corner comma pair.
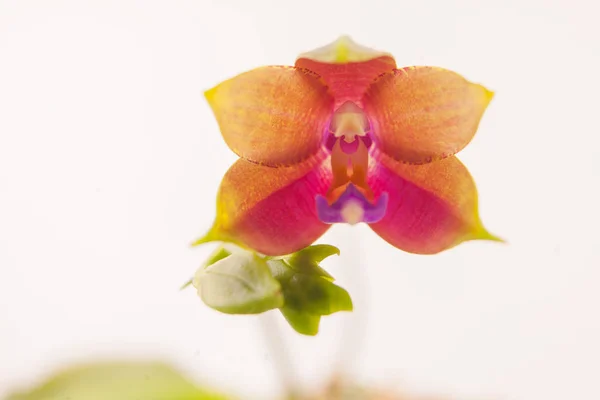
315,102 -> 387,225
330,101 -> 369,143
325,102 -> 372,201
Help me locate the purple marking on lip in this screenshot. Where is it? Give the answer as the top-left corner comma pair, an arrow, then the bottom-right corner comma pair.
316,184 -> 388,224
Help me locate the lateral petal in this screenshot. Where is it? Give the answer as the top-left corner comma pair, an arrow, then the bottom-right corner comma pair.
363,67 -> 493,164
205,66 -> 333,166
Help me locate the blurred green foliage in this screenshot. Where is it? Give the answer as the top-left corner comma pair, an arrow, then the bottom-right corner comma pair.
5,362 -> 230,400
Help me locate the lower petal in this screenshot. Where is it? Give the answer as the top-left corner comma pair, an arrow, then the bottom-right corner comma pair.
196,157 -> 331,256
368,154 -> 501,254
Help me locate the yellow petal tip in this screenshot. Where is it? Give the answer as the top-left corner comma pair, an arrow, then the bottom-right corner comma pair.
203,86 -> 218,103
472,227 -> 506,244
191,228 -> 220,247
297,35 -> 391,64
473,83 -> 495,106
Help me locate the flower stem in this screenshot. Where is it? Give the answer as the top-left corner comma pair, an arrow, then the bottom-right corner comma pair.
333,226 -> 369,378
258,312 -> 300,399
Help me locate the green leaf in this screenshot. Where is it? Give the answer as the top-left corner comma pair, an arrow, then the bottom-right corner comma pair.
180,278 -> 194,291
291,244 -> 341,263
195,253 -> 283,314
264,245 -> 351,335
6,361 -> 229,400
280,306 -> 321,336
283,275 -> 353,316
187,243 -> 351,335
278,272 -> 352,335
203,246 -> 232,267
181,246 -> 233,290
265,259 -> 294,281
285,244 -> 340,280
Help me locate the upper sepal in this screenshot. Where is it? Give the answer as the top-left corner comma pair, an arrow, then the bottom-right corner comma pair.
296,35 -> 392,64
295,36 -> 396,106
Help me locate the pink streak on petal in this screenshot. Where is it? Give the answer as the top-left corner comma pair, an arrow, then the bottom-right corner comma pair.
221,159 -> 333,256
368,154 -> 496,254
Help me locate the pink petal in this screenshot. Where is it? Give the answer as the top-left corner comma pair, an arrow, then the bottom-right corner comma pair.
368,153 -> 501,254
195,157 -> 332,256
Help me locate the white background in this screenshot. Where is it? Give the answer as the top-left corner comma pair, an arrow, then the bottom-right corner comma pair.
1,0 -> 599,399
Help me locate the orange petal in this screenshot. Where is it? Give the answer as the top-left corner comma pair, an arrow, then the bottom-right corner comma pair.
295,36 -> 396,107
368,153 -> 501,254
205,66 -> 334,166
363,67 -> 494,164
195,156 -> 332,256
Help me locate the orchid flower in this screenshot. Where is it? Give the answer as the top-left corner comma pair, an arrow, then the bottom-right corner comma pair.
196,36 -> 501,256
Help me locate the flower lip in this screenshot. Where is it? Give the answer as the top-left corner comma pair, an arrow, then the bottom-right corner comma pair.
316,184 -> 388,225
